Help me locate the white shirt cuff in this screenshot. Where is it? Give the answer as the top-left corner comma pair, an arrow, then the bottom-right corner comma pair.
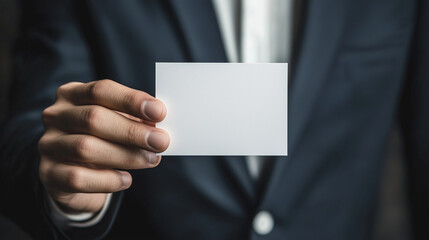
47,193 -> 112,228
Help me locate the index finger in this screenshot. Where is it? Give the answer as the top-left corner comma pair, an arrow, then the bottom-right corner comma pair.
59,80 -> 166,122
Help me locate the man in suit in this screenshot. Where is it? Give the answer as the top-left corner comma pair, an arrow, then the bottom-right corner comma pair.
0,0 -> 428,239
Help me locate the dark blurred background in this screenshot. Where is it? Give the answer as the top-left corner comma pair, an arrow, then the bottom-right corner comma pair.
0,0 -> 18,124
0,0 -> 413,239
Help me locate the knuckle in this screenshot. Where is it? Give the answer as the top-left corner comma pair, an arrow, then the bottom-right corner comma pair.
56,85 -> 68,99
83,106 -> 103,131
123,92 -> 142,111
42,106 -> 57,125
127,123 -> 146,146
74,137 -> 93,159
56,82 -> 82,99
38,135 -> 50,153
88,80 -> 112,101
67,169 -> 85,191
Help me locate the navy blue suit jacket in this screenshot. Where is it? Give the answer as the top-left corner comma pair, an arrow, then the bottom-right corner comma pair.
1,0 -> 428,239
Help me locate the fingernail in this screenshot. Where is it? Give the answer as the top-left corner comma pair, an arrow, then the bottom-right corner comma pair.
120,172 -> 132,188
143,150 -> 160,164
147,131 -> 168,150
142,100 -> 164,120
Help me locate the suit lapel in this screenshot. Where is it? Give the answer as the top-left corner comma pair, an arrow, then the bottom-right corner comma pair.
259,0 -> 350,207
165,0 -> 227,62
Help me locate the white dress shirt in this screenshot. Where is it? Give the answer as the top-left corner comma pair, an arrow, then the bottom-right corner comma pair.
213,0 -> 293,179
51,0 -> 294,225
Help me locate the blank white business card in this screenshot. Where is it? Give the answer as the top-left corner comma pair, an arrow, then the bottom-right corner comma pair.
156,63 -> 287,156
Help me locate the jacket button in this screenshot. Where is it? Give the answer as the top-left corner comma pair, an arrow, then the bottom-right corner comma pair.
253,211 -> 274,235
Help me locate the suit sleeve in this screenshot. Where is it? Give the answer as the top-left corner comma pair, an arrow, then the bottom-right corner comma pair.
400,0 -> 429,239
0,1 -> 122,239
